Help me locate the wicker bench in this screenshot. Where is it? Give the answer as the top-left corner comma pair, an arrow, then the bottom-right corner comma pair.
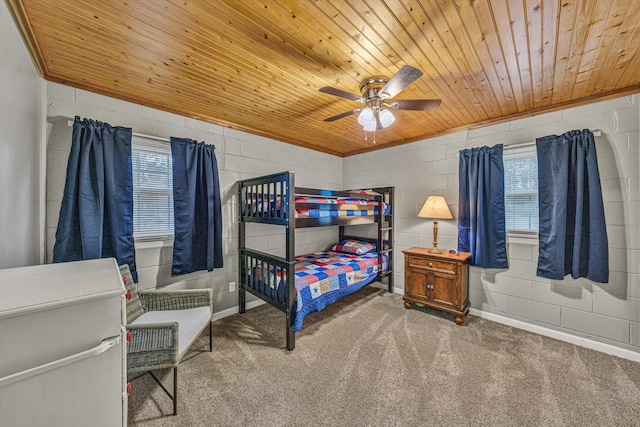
120,265 -> 213,415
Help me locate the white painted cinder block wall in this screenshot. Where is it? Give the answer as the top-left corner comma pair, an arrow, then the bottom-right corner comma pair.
42,81 -> 639,355
344,95 -> 640,354
0,1 -> 42,269
45,82 -> 343,311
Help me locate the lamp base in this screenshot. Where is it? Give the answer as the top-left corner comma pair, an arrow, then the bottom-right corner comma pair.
428,247 -> 443,254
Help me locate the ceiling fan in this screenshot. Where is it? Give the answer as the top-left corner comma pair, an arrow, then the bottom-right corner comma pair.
319,65 -> 441,132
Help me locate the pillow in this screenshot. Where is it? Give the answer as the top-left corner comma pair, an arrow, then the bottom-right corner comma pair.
332,239 -> 376,255
349,189 -> 381,196
119,264 -> 144,323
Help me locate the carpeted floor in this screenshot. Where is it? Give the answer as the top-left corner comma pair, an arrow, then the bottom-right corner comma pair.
127,285 -> 640,427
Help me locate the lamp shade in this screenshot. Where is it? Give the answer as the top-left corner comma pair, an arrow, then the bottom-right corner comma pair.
357,107 -> 374,126
418,196 -> 453,219
362,118 -> 377,132
379,109 -> 396,128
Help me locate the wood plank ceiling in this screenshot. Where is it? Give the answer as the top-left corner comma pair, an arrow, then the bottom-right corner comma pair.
7,0 -> 640,157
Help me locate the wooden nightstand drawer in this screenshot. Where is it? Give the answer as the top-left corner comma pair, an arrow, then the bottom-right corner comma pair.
408,256 -> 456,273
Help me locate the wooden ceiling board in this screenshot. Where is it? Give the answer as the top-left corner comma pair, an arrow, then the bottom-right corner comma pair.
558,0 -> 596,103
388,0 -> 489,127
596,2 -> 640,95
540,0 -> 559,106
7,0 -> 640,157
524,0 -> 543,108
399,0 -> 488,123
431,1 -> 500,117
457,1 -> 515,115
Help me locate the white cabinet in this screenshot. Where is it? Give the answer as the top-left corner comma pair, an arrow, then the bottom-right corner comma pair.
0,258 -> 126,426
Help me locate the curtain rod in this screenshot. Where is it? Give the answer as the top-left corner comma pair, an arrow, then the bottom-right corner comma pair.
66,120 -> 170,142
503,130 -> 601,150
454,129 -> 602,157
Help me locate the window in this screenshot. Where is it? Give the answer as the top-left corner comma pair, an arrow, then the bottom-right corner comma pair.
131,136 -> 174,239
503,145 -> 538,233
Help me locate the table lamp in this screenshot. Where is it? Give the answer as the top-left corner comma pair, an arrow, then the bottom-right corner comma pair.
418,195 -> 453,254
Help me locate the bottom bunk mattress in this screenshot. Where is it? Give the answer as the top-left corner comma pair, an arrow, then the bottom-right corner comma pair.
250,251 -> 388,332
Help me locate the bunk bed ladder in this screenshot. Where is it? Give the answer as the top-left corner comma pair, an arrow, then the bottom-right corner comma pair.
378,187 -> 394,293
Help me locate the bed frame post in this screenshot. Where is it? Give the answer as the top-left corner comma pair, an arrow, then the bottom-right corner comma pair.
285,172 -> 296,351
285,260 -> 295,351
376,192 -> 383,285
387,187 -> 394,293
238,180 -> 246,314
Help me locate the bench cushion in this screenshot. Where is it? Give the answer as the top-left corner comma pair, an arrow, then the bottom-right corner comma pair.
130,306 -> 211,357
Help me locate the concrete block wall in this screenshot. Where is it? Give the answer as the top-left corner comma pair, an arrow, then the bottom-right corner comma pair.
45,82 -> 342,313
344,94 -> 639,354
43,78 -> 638,354
0,1 -> 42,269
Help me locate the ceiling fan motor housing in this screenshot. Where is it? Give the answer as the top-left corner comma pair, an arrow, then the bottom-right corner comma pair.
360,77 -> 390,109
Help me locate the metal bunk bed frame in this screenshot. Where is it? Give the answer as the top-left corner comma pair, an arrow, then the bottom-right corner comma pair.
238,171 -> 394,350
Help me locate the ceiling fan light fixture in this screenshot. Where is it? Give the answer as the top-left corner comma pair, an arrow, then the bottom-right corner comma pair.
379,109 -> 396,128
362,118 -> 377,132
357,107 -> 374,126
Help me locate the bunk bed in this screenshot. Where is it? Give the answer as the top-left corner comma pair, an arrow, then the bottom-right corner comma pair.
238,171 -> 394,350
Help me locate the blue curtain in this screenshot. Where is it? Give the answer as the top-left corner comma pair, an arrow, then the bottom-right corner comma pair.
536,130 -> 608,283
458,145 -> 508,268
170,137 -> 223,275
53,116 -> 137,281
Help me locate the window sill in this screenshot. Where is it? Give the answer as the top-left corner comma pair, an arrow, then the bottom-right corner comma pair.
135,236 -> 174,250
507,232 -> 539,246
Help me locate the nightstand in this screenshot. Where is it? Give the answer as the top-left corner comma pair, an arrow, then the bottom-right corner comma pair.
402,247 -> 471,325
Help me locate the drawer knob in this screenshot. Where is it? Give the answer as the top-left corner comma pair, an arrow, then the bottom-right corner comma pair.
429,262 -> 433,267
127,382 -> 133,395
125,289 -> 132,300
126,330 -> 132,342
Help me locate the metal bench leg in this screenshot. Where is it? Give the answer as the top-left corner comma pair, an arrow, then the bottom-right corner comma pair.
173,367 -> 178,415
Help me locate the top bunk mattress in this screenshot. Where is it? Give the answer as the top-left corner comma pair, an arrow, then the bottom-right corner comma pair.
251,195 -> 390,218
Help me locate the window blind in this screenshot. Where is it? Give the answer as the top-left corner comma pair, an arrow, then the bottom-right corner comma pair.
131,136 -> 174,239
503,145 -> 539,232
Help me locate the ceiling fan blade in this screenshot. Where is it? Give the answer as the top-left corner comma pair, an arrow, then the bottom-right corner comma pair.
379,65 -> 424,99
323,109 -> 360,122
319,86 -> 364,102
388,99 -> 441,111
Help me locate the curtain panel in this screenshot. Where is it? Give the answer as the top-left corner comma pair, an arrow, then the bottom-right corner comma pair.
170,137 -> 223,275
458,144 -> 508,269
53,116 -> 137,280
536,130 -> 608,283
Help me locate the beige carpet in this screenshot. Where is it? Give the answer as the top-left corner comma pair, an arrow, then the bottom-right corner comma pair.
128,285 -> 640,427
